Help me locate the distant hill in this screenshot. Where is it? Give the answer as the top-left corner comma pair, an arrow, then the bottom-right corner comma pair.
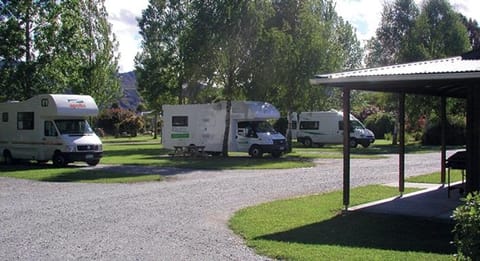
118,71 -> 142,111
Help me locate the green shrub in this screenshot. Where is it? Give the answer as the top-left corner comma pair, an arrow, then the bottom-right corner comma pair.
452,192 -> 480,261
364,112 -> 395,139
96,108 -> 145,137
422,120 -> 465,146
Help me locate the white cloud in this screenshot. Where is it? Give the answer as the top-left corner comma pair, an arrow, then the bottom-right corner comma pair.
334,0 -> 383,44
105,0 -> 148,73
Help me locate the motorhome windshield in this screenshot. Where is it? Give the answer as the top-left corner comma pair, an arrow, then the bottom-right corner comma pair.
55,119 -> 94,135
252,121 -> 277,133
351,120 -> 365,129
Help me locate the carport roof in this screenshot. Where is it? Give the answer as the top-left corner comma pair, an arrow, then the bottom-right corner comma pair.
310,51 -> 480,98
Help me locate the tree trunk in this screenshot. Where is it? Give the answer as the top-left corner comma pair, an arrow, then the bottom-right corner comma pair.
222,99 -> 232,157
153,112 -> 158,140
286,109 -> 293,153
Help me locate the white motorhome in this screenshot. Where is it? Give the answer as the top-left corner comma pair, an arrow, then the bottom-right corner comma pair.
0,94 -> 103,166
291,110 -> 375,148
162,101 -> 287,158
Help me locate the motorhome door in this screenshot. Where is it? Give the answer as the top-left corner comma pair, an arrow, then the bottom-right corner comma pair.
41,120 -> 61,160
236,121 -> 255,152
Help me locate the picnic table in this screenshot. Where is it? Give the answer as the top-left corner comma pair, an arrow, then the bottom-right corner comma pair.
171,145 -> 207,158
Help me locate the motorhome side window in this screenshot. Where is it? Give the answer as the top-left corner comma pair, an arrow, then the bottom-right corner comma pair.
299,121 -> 319,130
172,116 -> 188,127
2,112 -> 7,122
44,121 -> 58,136
17,112 -> 34,130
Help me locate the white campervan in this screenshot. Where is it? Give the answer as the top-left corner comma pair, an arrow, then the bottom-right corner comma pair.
162,101 -> 287,158
292,110 -> 375,148
0,94 -> 103,166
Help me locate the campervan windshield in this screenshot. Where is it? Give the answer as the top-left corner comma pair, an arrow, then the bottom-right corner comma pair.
55,119 -> 94,135
351,120 -> 366,130
252,121 -> 277,133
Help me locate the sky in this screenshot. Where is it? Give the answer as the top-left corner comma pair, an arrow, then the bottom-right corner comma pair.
105,0 -> 480,73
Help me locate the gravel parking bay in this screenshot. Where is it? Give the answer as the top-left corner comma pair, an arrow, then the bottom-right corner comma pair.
1,152 -> 450,260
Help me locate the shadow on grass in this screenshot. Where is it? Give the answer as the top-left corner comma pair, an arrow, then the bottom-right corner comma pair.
39,169 -> 163,182
0,163 -> 166,182
156,155 -> 313,169
258,211 -> 455,254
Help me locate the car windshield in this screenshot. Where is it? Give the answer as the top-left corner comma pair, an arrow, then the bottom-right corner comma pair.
55,119 -> 93,135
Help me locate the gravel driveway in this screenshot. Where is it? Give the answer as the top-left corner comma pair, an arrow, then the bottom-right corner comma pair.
0,152 -> 453,260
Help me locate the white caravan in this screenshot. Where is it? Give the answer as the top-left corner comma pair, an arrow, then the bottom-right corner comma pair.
0,94 -> 103,166
291,110 -> 375,148
162,101 -> 287,158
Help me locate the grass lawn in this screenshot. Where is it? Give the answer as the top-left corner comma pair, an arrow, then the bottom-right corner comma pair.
101,141 -> 315,169
406,169 -> 464,184
230,185 -> 455,261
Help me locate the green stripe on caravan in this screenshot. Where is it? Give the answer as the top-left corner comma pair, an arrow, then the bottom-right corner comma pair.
171,133 -> 189,139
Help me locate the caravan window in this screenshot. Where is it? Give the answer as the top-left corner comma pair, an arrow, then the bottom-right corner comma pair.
44,121 -> 58,136
172,116 -> 188,127
299,121 -> 319,130
17,112 -> 34,130
2,112 -> 7,122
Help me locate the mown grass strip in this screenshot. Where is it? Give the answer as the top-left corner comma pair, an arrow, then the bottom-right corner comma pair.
406,170 -> 464,184
230,185 -> 455,261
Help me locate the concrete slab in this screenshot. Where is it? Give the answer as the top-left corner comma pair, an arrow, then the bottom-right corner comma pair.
350,182 -> 464,221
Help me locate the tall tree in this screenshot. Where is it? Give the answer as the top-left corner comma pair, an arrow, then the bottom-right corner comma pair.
136,0 -> 192,107
401,0 -> 470,61
248,0 -> 362,151
0,0 -> 46,100
459,14 -> 480,51
365,0 -> 418,67
0,0 -> 119,107
190,0 -> 262,156
78,0 -> 120,109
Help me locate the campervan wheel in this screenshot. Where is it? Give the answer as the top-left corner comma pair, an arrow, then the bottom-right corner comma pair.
249,145 -> 263,158
349,138 -> 358,148
86,159 -> 100,166
52,153 -> 68,167
3,150 -> 14,165
303,138 -> 313,148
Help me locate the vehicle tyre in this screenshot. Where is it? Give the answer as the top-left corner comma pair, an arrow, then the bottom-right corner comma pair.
303,138 -> 313,148
3,150 -> 14,165
361,142 -> 370,148
271,151 -> 282,158
52,153 -> 68,167
86,159 -> 100,166
249,145 -> 263,158
349,138 -> 358,148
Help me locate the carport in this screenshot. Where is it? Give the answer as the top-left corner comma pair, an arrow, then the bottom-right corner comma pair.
310,50 -> 480,209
